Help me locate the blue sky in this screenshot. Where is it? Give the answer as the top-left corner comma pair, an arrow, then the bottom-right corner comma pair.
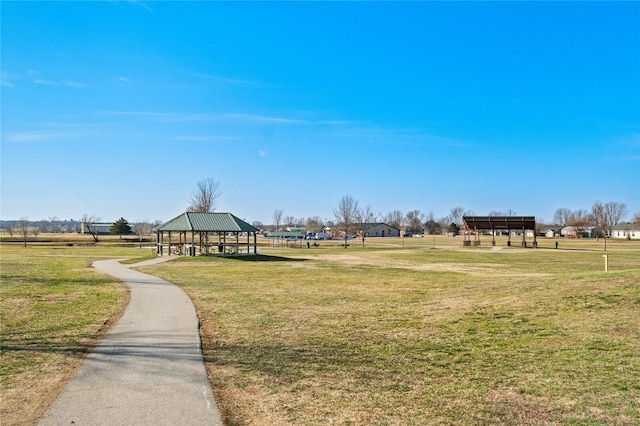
2,1 -> 639,225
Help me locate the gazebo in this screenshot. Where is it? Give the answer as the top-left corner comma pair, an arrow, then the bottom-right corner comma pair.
154,212 -> 259,256
462,216 -> 537,248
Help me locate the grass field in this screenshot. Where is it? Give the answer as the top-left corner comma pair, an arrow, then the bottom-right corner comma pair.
0,244 -> 154,426
141,236 -> 640,425
1,236 -> 639,425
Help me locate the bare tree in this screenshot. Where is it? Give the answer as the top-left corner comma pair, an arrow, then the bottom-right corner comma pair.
284,216 -> 296,228
49,216 -> 61,233
188,178 -> 222,212
272,209 -> 283,231
357,205 -> 375,246
603,202 -> 628,236
487,209 -> 516,216
334,195 -> 359,248
306,216 -> 324,232
18,218 -> 29,247
384,210 -> 404,229
591,202 -> 606,239
553,208 -> 572,227
590,201 -> 628,238
448,206 -> 467,226
405,210 -> 424,234
38,220 -> 51,233
134,222 -> 154,248
633,213 -> 640,223
569,209 -> 590,238
80,214 -> 100,242
424,211 -> 441,235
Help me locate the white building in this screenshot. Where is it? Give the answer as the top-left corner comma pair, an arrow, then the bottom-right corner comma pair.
357,223 -> 400,237
610,223 -> 640,240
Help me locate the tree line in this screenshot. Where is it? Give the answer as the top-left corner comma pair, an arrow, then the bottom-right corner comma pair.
5,178 -> 637,244
185,185 -> 637,239
264,198 -> 637,241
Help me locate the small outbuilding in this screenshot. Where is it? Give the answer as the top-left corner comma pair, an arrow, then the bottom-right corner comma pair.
154,212 -> 259,256
355,222 -> 401,237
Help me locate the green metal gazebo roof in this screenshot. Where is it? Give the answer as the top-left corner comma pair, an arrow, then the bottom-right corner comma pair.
153,212 -> 259,233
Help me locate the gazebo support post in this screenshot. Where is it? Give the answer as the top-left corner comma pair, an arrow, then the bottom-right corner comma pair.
223,233 -> 227,256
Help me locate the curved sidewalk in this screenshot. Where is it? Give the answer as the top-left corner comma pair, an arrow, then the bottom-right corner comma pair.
38,257 -> 223,426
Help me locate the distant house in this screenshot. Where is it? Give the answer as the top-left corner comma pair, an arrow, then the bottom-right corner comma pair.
610,222 -> 640,240
79,222 -> 137,235
265,230 -> 305,239
356,222 -> 400,237
560,226 -> 596,238
286,227 -> 306,233
80,222 -> 113,235
544,228 -> 562,238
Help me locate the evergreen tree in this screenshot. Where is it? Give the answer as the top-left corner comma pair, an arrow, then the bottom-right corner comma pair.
110,217 -> 132,239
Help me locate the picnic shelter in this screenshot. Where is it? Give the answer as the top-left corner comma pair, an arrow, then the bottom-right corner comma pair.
462,216 -> 537,247
154,212 -> 259,256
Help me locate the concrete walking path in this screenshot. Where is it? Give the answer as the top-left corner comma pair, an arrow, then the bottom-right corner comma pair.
37,257 -> 223,425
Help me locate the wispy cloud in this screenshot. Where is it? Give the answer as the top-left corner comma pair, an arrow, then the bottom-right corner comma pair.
4,132 -> 62,143
1,71 -> 17,88
331,125 -> 473,148
97,110 -> 215,122
190,72 -> 254,85
259,150 -> 268,157
98,110 -> 313,125
61,80 -> 89,88
223,113 -> 308,125
5,70 -> 91,88
171,135 -> 238,142
116,76 -> 136,84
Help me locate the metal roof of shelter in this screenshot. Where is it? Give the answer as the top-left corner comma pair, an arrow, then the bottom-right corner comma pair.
463,216 -> 536,230
265,231 -> 305,238
153,212 -> 259,233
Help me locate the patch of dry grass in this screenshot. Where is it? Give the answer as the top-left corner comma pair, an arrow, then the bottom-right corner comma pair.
145,237 -> 640,425
0,245 -> 148,426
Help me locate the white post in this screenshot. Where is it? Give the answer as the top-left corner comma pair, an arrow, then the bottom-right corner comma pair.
602,255 -> 608,272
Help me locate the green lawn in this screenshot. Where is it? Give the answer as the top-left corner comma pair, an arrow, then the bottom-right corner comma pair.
143,236 -> 640,425
0,245 -> 154,426
2,238 -> 638,425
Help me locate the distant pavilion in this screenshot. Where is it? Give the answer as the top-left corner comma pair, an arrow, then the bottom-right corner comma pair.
153,212 -> 259,256
462,216 -> 537,247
